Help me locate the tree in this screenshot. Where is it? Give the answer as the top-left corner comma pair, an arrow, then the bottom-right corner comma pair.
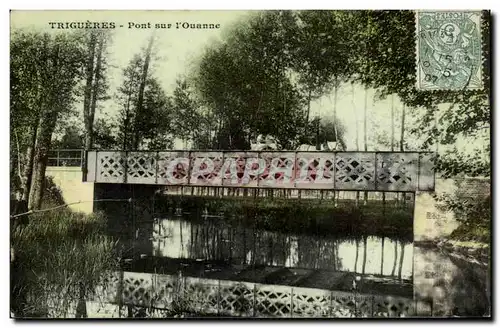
81,30 -> 110,152
116,54 -> 142,150
171,78 -> 206,148
92,117 -> 118,149
11,30 -> 85,210
194,11 -> 308,150
52,125 -> 84,149
344,10 -> 490,178
133,33 -> 155,149
115,41 -> 174,150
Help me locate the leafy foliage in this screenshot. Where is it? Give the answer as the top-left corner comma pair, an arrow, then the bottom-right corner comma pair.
193,11 -> 308,149
115,54 -> 174,150
435,182 -> 490,243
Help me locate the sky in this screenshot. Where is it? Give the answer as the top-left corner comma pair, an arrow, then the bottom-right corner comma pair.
10,10 -> 489,153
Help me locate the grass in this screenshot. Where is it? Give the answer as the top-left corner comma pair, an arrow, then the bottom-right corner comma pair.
11,209 -> 119,318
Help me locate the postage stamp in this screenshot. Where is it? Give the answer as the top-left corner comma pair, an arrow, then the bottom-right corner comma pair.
416,11 -> 483,91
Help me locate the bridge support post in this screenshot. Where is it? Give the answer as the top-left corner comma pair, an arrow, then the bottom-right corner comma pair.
412,178 -> 460,316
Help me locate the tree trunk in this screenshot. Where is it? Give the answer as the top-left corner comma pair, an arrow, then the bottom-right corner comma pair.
133,33 -> 155,149
19,78 -> 43,212
352,84 -> 360,206
122,87 -> 134,150
400,103 -> 406,204
354,239 -> 359,272
83,31 -> 97,151
362,235 -> 367,274
398,242 -> 405,280
391,240 -> 398,276
333,77 -> 339,143
380,237 -> 385,275
363,88 -> 368,205
28,43 -> 64,210
28,110 -> 58,210
86,33 -> 105,151
391,95 -> 395,150
305,88 -> 312,137
400,104 -> 405,152
20,125 -> 37,204
332,78 -> 339,205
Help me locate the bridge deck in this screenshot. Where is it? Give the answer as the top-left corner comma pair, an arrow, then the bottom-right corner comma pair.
85,150 -> 435,192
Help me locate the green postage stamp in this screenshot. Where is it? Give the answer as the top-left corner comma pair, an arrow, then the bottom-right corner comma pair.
416,11 -> 483,91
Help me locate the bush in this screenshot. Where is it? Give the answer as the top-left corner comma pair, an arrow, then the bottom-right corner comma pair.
436,189 -> 490,243
11,209 -> 119,318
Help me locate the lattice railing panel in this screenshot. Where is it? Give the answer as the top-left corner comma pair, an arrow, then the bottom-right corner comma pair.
121,272 -> 154,307
190,152 -> 224,185
222,152 -> 259,187
218,281 -> 255,317
96,151 -> 126,183
157,151 -> 190,185
127,152 -> 157,184
88,151 -> 435,191
295,153 -> 335,189
335,152 -> 376,190
259,152 -> 296,188
292,287 -> 331,317
377,153 -> 418,191
254,284 -> 292,317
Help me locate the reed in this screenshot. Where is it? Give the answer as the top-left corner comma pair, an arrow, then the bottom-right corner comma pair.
11,209 -> 119,318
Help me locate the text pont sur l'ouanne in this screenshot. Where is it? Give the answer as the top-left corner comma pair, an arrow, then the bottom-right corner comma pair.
48,21 -> 221,30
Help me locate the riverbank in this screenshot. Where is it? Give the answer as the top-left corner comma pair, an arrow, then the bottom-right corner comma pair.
415,239 -> 489,267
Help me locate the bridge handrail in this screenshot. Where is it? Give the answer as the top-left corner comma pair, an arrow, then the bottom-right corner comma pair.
83,149 -> 436,192
47,149 -> 84,167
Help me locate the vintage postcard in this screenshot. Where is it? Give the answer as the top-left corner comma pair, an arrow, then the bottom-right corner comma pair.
10,10 -> 491,319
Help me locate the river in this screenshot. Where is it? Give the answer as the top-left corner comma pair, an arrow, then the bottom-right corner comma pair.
101,197 -> 489,317
117,211 -> 414,298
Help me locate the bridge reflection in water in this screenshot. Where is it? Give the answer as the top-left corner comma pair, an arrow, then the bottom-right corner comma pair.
86,214 -> 415,318
101,208 -> 415,317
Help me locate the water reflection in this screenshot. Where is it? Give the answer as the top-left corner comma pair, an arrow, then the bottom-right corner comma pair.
414,246 -> 490,316
149,217 -> 413,280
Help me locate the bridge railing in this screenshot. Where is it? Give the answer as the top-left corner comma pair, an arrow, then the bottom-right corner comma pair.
47,149 -> 84,167
85,150 -> 436,192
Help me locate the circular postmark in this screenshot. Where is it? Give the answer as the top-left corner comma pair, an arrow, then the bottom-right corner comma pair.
417,12 -> 482,90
